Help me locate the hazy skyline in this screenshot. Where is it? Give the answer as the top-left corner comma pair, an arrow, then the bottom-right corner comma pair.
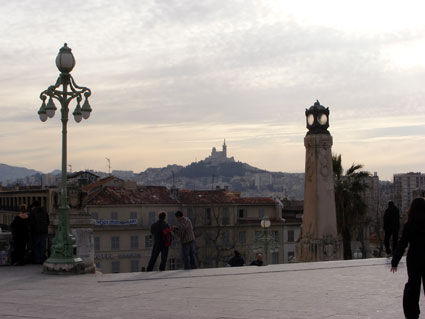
2,1 -> 425,181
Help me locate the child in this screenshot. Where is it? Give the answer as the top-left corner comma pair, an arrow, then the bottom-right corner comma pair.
391,197 -> 425,319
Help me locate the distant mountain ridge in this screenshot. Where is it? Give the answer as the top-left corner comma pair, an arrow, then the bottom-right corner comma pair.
0,163 -> 41,182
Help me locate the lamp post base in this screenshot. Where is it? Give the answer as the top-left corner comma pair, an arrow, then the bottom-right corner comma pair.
43,259 -> 86,275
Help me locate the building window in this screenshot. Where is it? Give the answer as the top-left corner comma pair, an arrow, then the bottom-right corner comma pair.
130,235 -> 139,249
255,231 -> 261,241
273,231 -> 279,242
238,209 -> 247,218
95,262 -> 100,269
205,208 -> 212,225
130,211 -> 137,220
272,252 -> 279,264
187,208 -> 195,224
287,230 -> 295,242
111,261 -> 120,273
111,211 -> 118,220
221,231 -> 229,245
148,211 -> 156,226
111,236 -> 120,250
288,251 -> 295,262
94,237 -> 100,251
258,208 -> 264,219
130,260 -> 139,272
239,231 -> 246,244
145,235 -> 153,248
222,208 -> 229,225
91,212 -> 99,220
168,212 -> 176,226
204,232 -> 212,247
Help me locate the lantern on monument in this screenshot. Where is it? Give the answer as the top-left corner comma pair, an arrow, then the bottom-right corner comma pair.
305,100 -> 329,134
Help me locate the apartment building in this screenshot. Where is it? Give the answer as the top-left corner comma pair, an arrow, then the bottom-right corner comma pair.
85,177 -> 284,273
393,172 -> 425,216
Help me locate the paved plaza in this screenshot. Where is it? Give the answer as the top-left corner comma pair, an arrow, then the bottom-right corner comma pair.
0,258 -> 416,318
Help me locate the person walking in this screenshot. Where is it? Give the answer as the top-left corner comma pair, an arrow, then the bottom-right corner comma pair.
384,200 -> 400,256
147,211 -> 171,271
29,200 -> 50,264
171,211 -> 197,270
10,204 -> 31,265
391,197 -> 425,319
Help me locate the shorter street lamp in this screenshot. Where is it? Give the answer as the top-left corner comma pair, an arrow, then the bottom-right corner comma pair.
38,43 -> 92,272
253,216 -> 280,265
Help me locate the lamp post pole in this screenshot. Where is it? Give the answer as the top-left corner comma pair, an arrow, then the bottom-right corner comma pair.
260,216 -> 271,265
253,216 -> 279,266
38,43 -> 92,271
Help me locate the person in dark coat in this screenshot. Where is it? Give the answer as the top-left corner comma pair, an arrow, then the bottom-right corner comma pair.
250,253 -> 264,266
10,204 -> 31,266
29,200 -> 50,264
227,250 -> 245,267
391,197 -> 425,319
384,200 -> 400,256
147,211 -> 171,271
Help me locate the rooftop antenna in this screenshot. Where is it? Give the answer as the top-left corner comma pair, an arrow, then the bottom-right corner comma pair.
68,164 -> 72,174
105,157 -> 111,175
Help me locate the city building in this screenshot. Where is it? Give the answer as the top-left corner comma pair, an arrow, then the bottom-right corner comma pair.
281,198 -> 303,263
393,172 -> 425,217
85,177 -> 284,273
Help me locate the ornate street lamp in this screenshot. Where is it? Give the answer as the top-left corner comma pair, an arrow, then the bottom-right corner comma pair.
253,216 -> 279,265
38,43 -> 92,272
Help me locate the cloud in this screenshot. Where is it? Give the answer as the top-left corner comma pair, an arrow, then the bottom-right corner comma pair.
1,0 -> 425,182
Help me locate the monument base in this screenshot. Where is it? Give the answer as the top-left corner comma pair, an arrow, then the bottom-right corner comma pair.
296,235 -> 342,262
43,260 -> 93,275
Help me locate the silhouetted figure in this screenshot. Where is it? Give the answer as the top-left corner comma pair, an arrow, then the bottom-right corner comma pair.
10,204 -> 30,266
250,253 -> 264,266
384,201 -> 400,256
171,211 -> 197,270
227,250 -> 245,267
391,197 -> 425,319
29,200 -> 50,264
147,211 -> 171,271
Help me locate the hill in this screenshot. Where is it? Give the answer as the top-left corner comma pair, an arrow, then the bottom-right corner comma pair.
135,161 -> 305,199
0,163 -> 41,182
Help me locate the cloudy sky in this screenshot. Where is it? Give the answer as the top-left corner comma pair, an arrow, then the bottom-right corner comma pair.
1,0 -> 425,181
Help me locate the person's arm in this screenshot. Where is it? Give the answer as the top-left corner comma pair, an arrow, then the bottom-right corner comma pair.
391,223 -> 409,271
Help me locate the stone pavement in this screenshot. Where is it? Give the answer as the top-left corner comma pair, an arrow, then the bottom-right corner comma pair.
0,257 -> 415,319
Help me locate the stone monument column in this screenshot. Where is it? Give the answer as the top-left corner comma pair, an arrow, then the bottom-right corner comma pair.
296,100 -> 342,262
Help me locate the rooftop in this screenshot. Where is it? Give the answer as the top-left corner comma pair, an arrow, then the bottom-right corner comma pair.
1,257 -> 409,318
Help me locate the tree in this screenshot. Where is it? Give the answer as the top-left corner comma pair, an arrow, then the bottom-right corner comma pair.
332,154 -> 370,260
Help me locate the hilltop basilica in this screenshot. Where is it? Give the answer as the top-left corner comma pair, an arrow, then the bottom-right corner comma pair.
204,140 -> 235,165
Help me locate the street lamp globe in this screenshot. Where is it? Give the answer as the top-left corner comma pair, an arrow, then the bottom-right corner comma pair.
261,216 -> 271,229
55,43 -> 76,73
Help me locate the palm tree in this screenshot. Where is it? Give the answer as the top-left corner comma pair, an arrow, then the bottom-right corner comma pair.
332,154 -> 370,260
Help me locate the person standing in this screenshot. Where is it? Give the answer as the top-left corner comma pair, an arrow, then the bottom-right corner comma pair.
391,197 -> 425,319
147,211 -> 171,271
171,211 -> 197,270
384,200 -> 400,256
10,204 -> 30,266
29,200 -> 50,264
